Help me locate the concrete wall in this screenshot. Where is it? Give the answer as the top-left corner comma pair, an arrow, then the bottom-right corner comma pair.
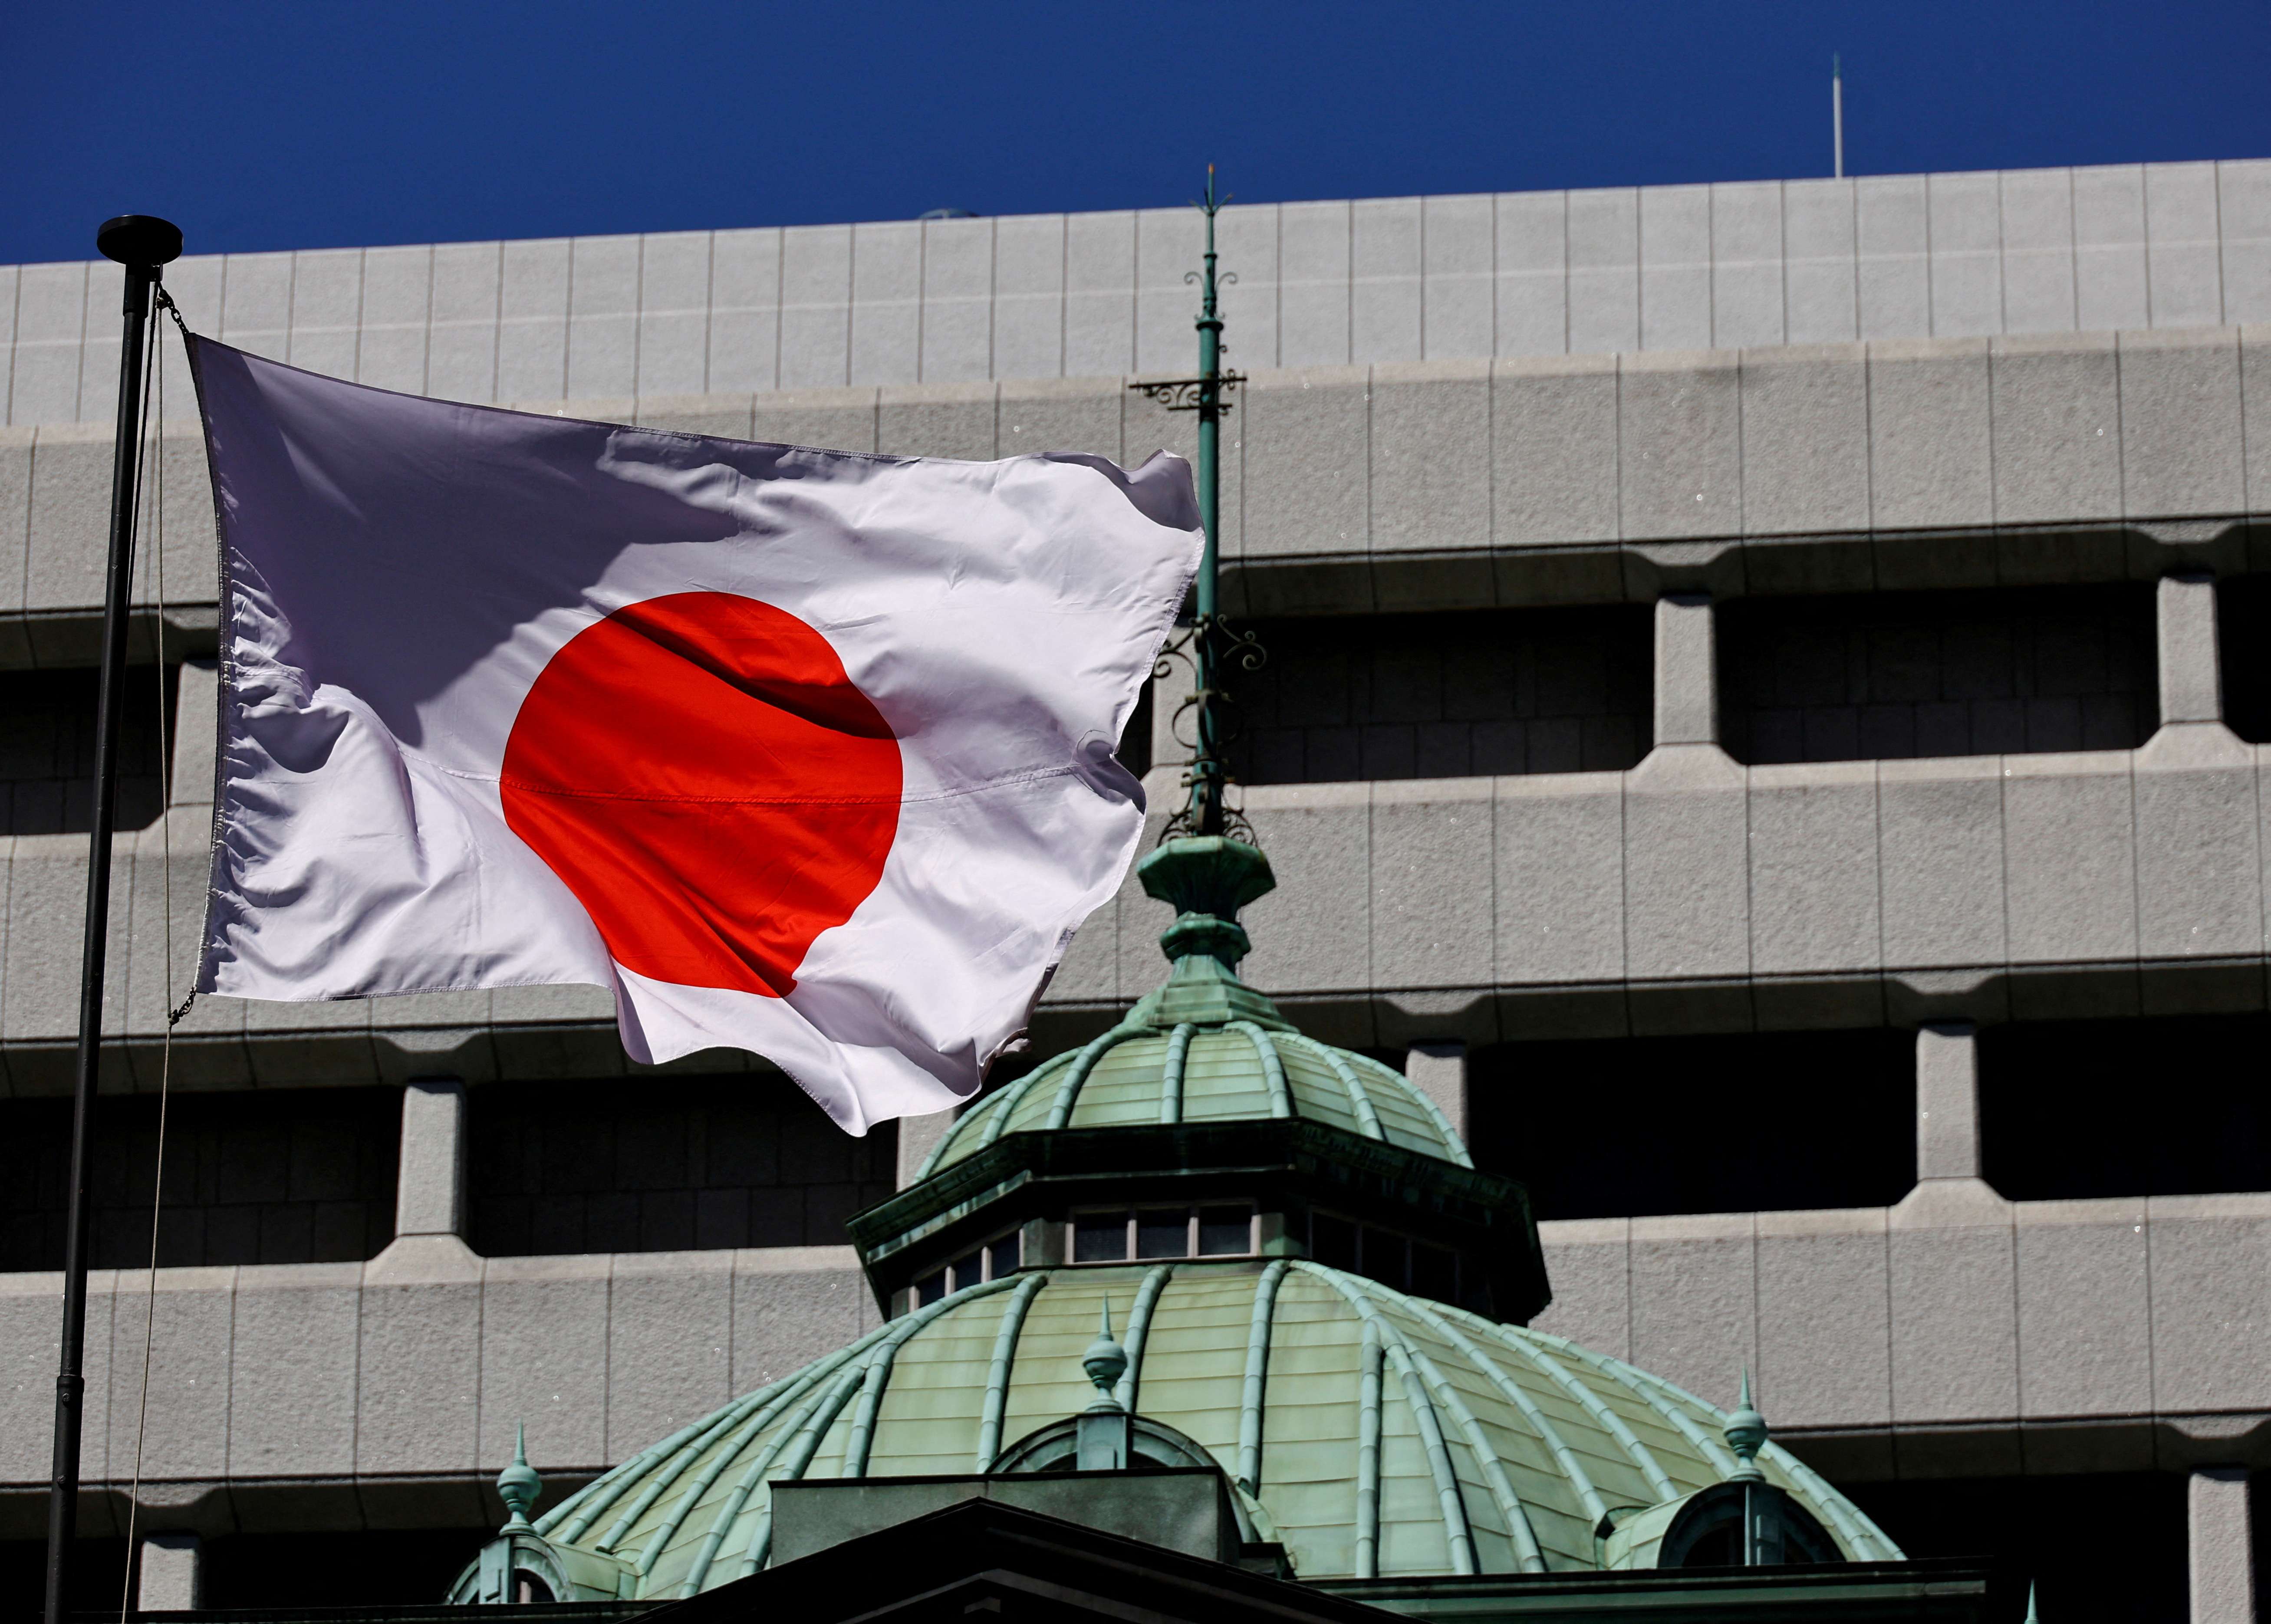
0,197 -> 2259,1601
8,160 -> 2271,428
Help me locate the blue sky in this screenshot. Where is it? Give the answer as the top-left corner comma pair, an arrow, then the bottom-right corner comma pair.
5,0 -> 2268,265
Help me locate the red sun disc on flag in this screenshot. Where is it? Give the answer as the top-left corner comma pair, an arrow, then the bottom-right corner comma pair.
500,592 -> 902,998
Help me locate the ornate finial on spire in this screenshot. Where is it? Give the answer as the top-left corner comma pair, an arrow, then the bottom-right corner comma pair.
1724,1370 -> 1768,1483
1082,1299 -> 1129,1413
497,1421 -> 542,1532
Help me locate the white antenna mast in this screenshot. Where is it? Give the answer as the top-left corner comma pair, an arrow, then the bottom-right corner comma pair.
1832,54 -> 1845,178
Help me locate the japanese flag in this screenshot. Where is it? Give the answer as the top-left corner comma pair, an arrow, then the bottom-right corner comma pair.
188,339 -> 1198,1133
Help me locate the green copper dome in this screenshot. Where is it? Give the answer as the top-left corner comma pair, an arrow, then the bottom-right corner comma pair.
920,1023 -> 1468,1177
497,1262 -> 1895,1601
452,834 -> 1899,1605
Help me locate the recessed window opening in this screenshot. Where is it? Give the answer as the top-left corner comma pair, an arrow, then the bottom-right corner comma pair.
1068,1204 -> 1258,1264
469,1075 -> 895,1256
911,1228 -> 1022,1309
2215,574 -> 2271,743
1468,1030 -> 1916,1220
1307,1209 -> 1463,1304
0,1087 -> 398,1271
1718,583 -> 2157,765
1981,1014 -> 2271,1200
0,663 -> 180,835
1228,608 -> 1653,784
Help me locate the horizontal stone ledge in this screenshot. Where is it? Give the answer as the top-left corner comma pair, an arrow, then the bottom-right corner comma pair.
1771,1410 -> 2271,1482
0,1469 -> 607,1541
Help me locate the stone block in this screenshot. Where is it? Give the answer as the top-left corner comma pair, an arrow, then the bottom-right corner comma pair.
1530,1218 -> 1630,1356
287,248 -> 363,381
2159,575 -> 2225,726
102,1267 -> 234,1482
428,241 -> 503,400
226,1262 -> 362,1479
2144,162 -> 2225,329
848,220 -> 921,388
1062,210 -> 1136,379
1925,171 -> 2003,339
2121,328 -> 2245,520
1618,349 -> 1740,541
1627,1215 -> 1757,1405
1914,1022 -> 1980,1181
1652,593 -> 1716,746
138,1532 -> 201,1610
8,263 -> 88,426
355,1267 -> 482,1476
779,224 -> 853,390
1351,197 -> 1423,365
1746,759 -> 1879,976
1740,343 -> 1869,537
749,386 -> 877,454
27,421 -> 111,612
733,1252 -> 875,1392
1421,194 -> 1494,360
708,227 -> 782,394
1754,1210 -> 1892,1430
220,251 -> 294,357
1886,1220 -> 2019,1424
2011,1200 -> 2153,1418
1368,779 -> 1492,991
1623,745 -> 1748,980
1132,206 -> 1203,376
1494,189 -> 1568,358
1638,185 -> 1711,352
0,429 -> 31,612
1278,201 -> 1352,369
1855,175 -> 1930,341
1492,355 -> 1617,547
605,1251 -> 736,1459
634,394 -> 752,438
991,214 -> 1066,383
1491,772 -> 1623,986
2134,726 -> 2260,959
0,1273 -> 66,1481
632,233 -> 714,399
6,844 -> 125,1044
479,1253 -> 612,1472
496,238 -> 570,402
1215,202 -> 1280,371
1369,360 -> 1487,555
2002,751 -> 2138,965
1707,181 -> 1784,351
1877,756 -> 2006,969
1241,783 -> 1370,997
1862,338 -> 1989,536
1783,178 -> 1858,346
1999,168 -> 2080,335
876,382 -> 995,460
915,215 -> 994,386
2220,162 -> 2271,325
349,242 -> 427,391
2072,164 -> 2150,332
1987,332 -> 2121,525
396,1078 -> 466,1237
1564,187 -> 1639,356
2146,1196 -> 2271,1415
2188,1465 -> 2258,1624
1241,365 -> 1368,559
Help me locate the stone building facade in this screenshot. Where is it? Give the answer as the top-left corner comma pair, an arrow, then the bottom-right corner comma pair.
0,159 -> 2264,1619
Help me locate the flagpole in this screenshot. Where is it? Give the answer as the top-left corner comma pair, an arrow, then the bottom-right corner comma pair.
46,212 -> 181,1624
1191,167 -> 1228,838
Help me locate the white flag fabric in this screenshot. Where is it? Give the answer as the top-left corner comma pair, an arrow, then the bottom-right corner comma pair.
188,339 -> 1199,1133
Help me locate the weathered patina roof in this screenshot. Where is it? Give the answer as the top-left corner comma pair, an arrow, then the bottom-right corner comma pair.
517,1261 -> 1897,1601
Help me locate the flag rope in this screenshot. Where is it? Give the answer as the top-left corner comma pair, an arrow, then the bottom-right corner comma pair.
116,303 -> 183,1624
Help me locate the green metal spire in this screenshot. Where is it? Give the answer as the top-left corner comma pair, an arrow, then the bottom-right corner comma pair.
1082,1299 -> 1129,1413
1723,1371 -> 1767,1483
497,1422 -> 541,1533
